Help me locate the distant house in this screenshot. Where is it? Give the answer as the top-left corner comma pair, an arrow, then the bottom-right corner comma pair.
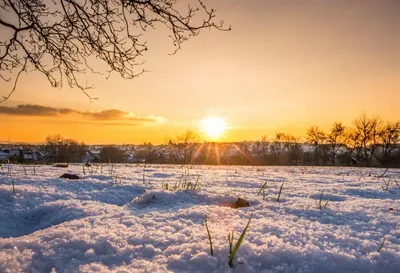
161,152 -> 171,160
39,150 -> 55,162
9,150 -> 44,163
0,150 -> 10,161
82,151 -> 100,163
125,153 -> 137,163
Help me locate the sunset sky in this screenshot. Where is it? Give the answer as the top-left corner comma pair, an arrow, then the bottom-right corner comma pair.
1,0 -> 400,144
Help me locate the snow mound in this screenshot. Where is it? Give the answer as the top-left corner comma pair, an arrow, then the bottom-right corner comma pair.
130,189 -> 245,211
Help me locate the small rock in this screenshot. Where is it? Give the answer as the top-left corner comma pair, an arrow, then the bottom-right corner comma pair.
53,163 -> 69,168
233,198 -> 250,209
60,173 -> 80,180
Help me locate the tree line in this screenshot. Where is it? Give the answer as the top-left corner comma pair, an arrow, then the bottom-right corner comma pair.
31,113 -> 400,167
165,113 -> 400,167
303,113 -> 400,167
43,135 -> 125,164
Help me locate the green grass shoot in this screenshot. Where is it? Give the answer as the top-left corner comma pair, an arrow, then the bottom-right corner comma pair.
229,215 -> 252,268
316,191 -> 332,209
11,179 -> 15,194
324,192 -> 332,208
193,175 -> 200,191
257,181 -> 268,195
228,230 -> 234,255
277,182 -> 284,202
205,215 -> 214,256
377,237 -> 386,252
318,190 -> 324,209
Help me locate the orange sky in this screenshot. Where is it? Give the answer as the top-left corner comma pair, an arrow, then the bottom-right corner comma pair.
1,0 -> 400,144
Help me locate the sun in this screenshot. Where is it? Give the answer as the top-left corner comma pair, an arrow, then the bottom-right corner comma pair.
201,117 -> 227,140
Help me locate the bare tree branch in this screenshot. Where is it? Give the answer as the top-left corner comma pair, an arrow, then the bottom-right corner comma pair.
0,0 -> 229,102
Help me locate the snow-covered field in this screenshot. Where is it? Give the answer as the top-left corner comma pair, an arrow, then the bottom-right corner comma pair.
0,164 -> 399,273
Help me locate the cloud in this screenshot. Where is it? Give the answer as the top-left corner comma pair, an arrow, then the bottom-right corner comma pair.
70,120 -> 144,126
0,104 -> 77,116
58,108 -> 80,115
0,104 -> 165,125
82,109 -> 126,120
82,109 -> 163,123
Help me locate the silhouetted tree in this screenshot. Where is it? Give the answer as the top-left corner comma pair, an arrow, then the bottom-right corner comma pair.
253,135 -> 269,165
136,142 -> 162,163
45,134 -> 64,162
18,150 -> 24,164
306,126 -> 326,165
45,134 -> 86,162
168,130 -> 199,164
282,134 -> 303,165
270,133 -> 285,165
326,122 -> 347,166
352,113 -> 383,166
345,129 -> 361,165
99,146 -> 125,163
375,121 -> 400,165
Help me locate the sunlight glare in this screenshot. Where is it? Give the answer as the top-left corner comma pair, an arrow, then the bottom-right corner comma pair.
201,117 -> 227,140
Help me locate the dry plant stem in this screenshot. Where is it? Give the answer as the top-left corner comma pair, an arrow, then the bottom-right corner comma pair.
382,178 -> 390,191
393,177 -> 400,188
377,168 -> 389,179
205,215 -> 214,256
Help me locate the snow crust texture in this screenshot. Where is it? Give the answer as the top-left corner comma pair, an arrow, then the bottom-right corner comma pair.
0,164 -> 399,273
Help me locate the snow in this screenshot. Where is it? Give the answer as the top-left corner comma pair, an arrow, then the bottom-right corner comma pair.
0,164 -> 399,272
